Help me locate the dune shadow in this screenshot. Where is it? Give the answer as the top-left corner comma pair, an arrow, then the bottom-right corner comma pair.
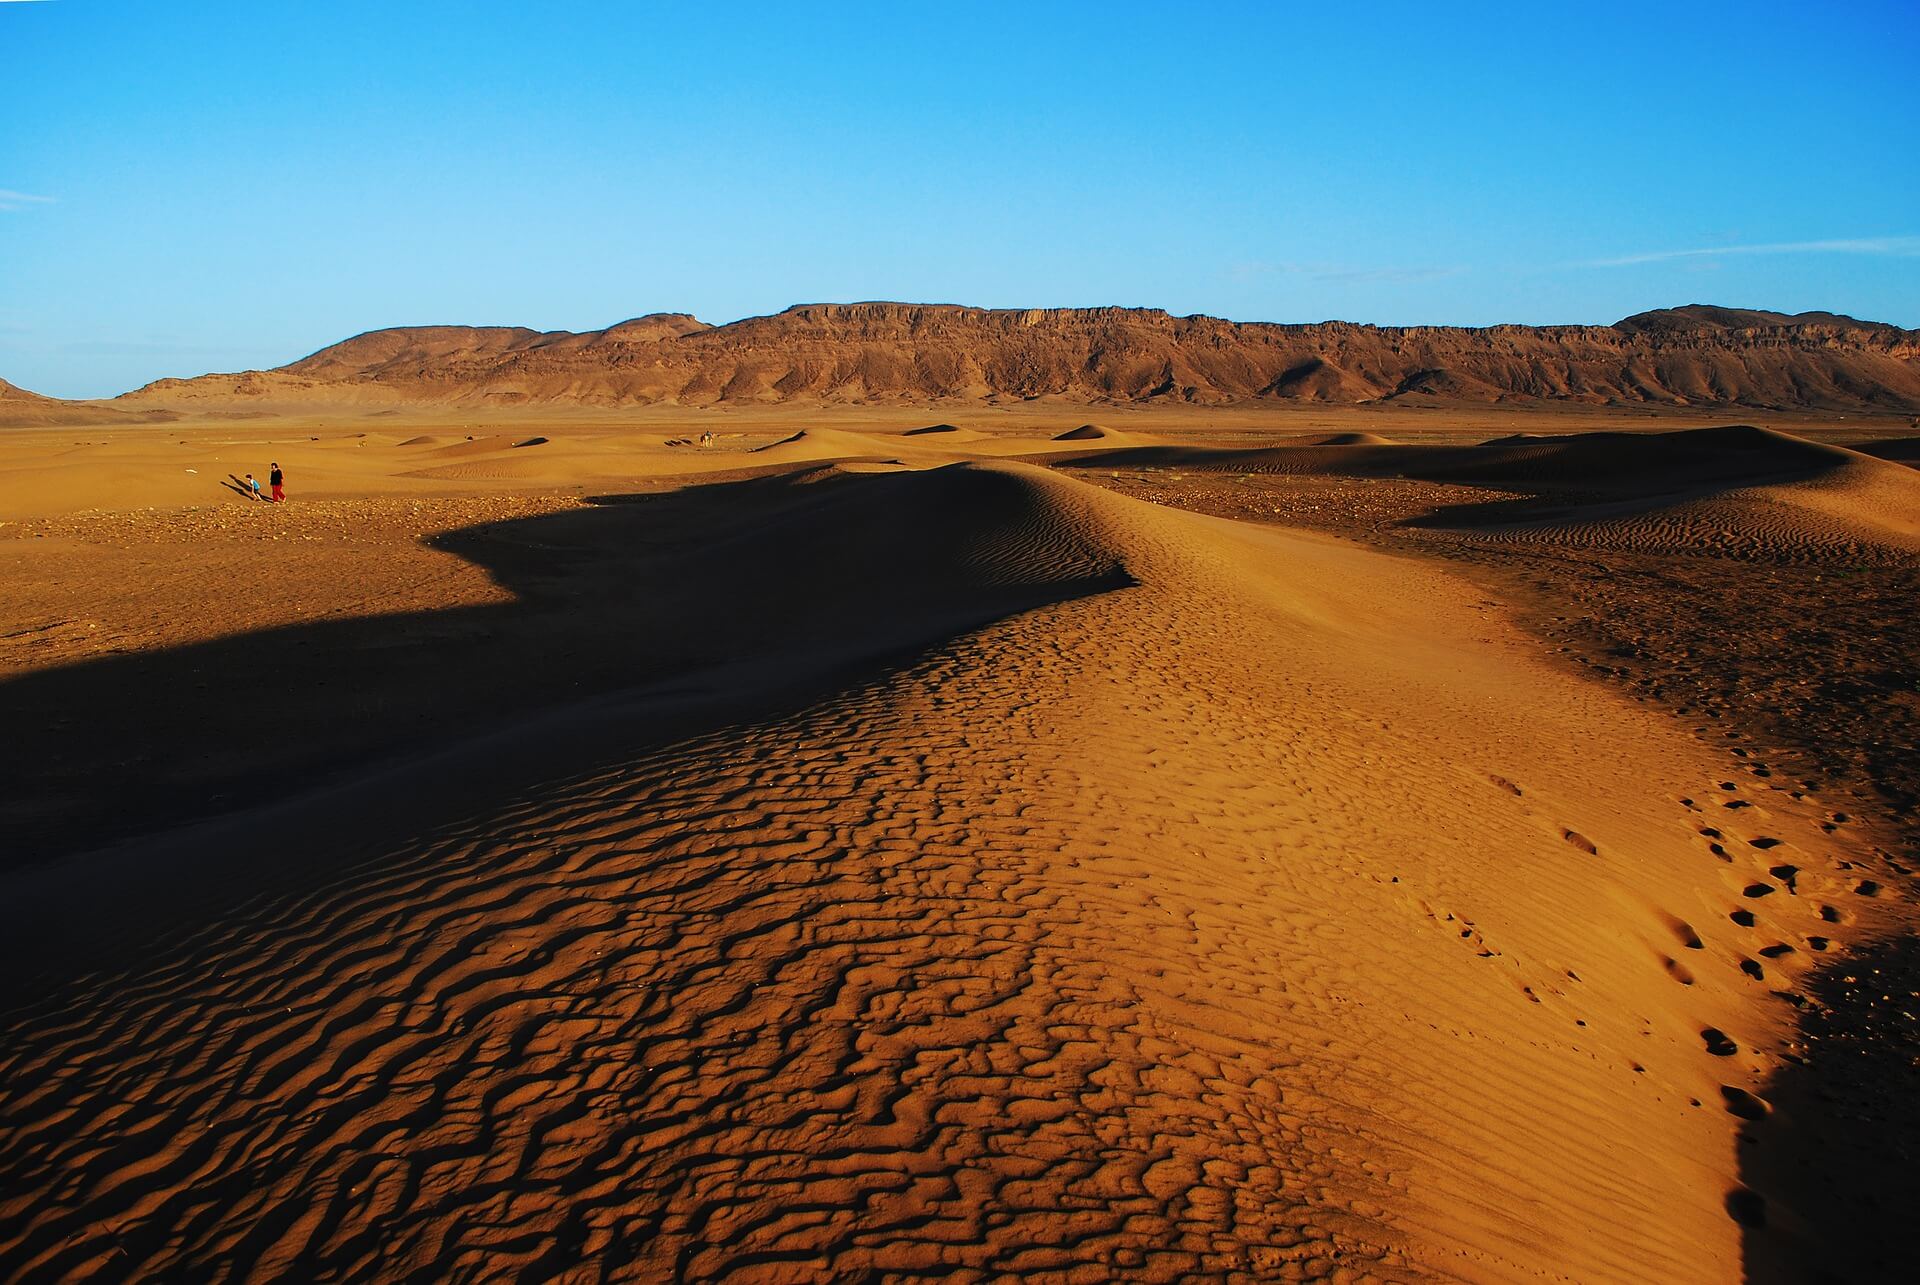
1739,932 -> 1920,1283
1399,483 -> 1726,531
0,464 -> 1132,894
1054,425 -> 1860,500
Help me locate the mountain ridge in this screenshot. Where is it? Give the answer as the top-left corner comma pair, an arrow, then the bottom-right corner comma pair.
10,303 -> 1920,415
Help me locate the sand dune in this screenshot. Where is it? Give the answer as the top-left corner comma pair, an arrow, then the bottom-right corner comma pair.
1854,435 -> 1920,465
748,425 -> 1069,467
1305,430 -> 1397,446
1057,424 -> 1920,563
1041,424 -> 1168,453
1051,423 -> 1125,441
1426,424 -> 1860,488
1426,454 -> 1920,562
0,454 -> 1873,1281
1398,427 -> 1920,562
899,423 -> 984,440
751,427 -> 910,465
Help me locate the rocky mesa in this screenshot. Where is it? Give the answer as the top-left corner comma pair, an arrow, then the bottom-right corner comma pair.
18,303 -> 1920,415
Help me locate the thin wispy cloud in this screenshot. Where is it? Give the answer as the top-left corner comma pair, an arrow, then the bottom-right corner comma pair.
1584,237 -> 1920,268
1228,260 -> 1466,286
0,189 -> 56,212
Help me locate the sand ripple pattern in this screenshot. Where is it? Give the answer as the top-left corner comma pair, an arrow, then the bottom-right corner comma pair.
0,466 -> 1854,1282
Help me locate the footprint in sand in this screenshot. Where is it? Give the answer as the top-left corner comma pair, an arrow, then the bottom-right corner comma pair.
1701,1028 -> 1739,1056
1663,915 -> 1704,950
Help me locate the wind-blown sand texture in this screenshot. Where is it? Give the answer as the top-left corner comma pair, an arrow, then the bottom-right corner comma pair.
0,413 -> 1913,1282
1053,425 -> 1920,564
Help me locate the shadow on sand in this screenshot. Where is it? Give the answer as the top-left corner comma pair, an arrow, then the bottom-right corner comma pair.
1739,930 -> 1920,1284
4,452 -> 1912,1281
0,464 -> 1131,948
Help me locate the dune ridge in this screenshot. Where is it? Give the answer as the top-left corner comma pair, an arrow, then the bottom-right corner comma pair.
7,303 -> 1918,418
1057,424 -> 1920,563
0,462 -> 1864,1281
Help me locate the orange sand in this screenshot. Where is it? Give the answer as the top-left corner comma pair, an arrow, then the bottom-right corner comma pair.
0,412 -> 1911,1281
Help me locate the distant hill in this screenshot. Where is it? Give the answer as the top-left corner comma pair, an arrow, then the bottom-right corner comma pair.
1611,305 -> 1904,336
7,303 -> 1919,419
0,376 -> 174,427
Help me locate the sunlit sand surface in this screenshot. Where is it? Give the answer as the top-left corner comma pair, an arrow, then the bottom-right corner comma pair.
1,410 -> 1914,1281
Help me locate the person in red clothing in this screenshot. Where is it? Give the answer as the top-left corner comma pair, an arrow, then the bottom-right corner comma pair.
269,462 -> 284,503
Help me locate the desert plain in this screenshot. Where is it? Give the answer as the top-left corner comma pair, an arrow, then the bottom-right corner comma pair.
2,318 -> 1919,1283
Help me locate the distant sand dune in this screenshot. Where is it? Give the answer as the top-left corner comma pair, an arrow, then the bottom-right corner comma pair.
427,435 -> 519,458
1057,425 -> 1920,563
1855,435 -> 1920,465
1042,423 -> 1166,451
1052,423 -> 1121,441
400,458 -> 572,482
1410,427 -> 1920,562
899,423 -> 983,439
0,462 -> 1858,1281
1305,430 -> 1397,446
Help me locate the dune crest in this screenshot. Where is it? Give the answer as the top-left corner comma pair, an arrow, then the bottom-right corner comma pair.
1407,427 -> 1920,561
1307,430 -> 1396,445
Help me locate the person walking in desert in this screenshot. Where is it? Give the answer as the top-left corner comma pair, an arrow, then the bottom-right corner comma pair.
269,461 -> 284,503
245,472 -> 261,500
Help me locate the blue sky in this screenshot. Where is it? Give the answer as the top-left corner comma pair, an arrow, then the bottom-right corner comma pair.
3,0 -> 1917,398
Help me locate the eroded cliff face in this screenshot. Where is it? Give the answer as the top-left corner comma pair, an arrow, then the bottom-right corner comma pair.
62,303 -> 1920,412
